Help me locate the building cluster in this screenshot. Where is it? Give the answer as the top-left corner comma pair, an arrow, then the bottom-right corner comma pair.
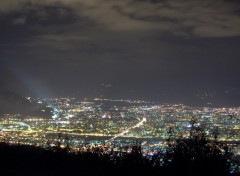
0,97 -> 239,156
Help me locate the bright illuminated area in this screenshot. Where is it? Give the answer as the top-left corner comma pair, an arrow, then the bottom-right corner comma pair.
0,0 -> 240,175
0,98 -> 239,154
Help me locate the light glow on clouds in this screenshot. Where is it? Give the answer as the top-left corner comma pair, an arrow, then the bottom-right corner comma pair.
0,0 -> 240,37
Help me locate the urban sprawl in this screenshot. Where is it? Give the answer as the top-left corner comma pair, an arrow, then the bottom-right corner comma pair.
0,97 -> 239,157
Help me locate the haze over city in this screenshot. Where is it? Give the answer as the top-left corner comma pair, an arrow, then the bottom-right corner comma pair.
0,1 -> 240,176
0,0 -> 240,107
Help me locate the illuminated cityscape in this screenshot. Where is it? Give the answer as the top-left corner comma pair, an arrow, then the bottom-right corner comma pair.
0,0 -> 240,175
0,97 -> 239,158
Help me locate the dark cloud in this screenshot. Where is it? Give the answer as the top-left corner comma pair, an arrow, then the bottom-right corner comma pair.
0,0 -> 239,36
0,0 -> 240,107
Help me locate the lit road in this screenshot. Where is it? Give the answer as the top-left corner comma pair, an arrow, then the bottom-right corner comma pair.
1,121 -> 33,132
108,117 -> 147,141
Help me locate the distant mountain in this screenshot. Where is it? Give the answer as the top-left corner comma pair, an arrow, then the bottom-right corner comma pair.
0,88 -> 52,117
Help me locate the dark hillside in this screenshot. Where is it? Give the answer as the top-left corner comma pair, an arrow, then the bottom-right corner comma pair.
0,88 -> 52,117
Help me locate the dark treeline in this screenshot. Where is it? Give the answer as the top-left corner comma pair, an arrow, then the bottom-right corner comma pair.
0,124 -> 240,176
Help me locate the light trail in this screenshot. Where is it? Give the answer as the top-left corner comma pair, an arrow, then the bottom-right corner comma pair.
9,121 -> 33,132
17,122 -> 33,132
107,117 -> 147,141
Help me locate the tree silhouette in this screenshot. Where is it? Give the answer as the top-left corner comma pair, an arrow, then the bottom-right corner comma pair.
164,120 -> 232,176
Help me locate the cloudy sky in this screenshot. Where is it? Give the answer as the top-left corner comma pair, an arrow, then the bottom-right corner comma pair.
0,0 -> 240,106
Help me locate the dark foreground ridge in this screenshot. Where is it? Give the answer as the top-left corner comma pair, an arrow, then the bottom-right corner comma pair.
0,126 -> 239,176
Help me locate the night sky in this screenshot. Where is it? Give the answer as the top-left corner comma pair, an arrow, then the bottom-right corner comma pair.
0,0 -> 240,107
